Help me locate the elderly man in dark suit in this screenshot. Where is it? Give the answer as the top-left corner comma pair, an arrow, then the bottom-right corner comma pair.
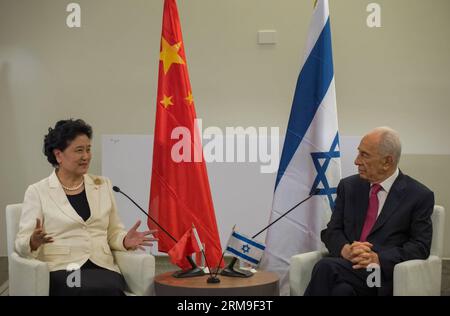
304,127 -> 434,296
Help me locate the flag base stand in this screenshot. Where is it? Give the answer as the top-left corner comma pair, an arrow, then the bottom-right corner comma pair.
207,276 -> 221,284
172,256 -> 206,278
220,257 -> 253,278
172,267 -> 205,278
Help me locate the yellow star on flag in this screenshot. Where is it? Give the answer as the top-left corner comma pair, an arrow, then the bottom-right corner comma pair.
160,95 -> 174,108
160,37 -> 185,74
185,92 -> 194,105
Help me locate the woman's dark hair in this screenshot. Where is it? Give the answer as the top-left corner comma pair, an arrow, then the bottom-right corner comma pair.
43,119 -> 93,167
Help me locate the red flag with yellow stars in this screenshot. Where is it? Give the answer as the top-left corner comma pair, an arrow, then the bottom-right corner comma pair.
149,0 -> 223,269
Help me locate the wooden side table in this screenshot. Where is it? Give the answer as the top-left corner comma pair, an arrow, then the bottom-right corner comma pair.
154,271 -> 279,296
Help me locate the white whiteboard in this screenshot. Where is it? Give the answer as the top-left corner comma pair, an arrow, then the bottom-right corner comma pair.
102,135 -> 359,255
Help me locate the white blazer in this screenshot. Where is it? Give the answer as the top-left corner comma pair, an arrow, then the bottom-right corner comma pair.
15,171 -> 128,273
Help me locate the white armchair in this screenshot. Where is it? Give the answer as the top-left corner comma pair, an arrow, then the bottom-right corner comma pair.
6,203 -> 155,296
289,205 -> 445,296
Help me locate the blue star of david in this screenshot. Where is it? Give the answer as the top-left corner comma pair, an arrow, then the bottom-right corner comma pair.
310,132 -> 340,210
241,244 -> 250,254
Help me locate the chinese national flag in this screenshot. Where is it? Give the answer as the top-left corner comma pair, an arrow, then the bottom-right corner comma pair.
149,0 -> 223,269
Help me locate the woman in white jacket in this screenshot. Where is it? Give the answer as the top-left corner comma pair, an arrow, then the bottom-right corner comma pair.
15,119 -> 156,295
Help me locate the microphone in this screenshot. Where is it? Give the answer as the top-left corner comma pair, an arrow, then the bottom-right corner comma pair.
219,189 -> 319,278
113,185 -> 205,278
112,186 -> 176,243
252,188 -> 320,239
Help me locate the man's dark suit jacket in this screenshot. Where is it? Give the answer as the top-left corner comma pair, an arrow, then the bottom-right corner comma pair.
321,171 -> 434,295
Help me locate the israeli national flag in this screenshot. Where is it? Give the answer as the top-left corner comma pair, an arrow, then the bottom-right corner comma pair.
225,231 -> 265,267
260,0 -> 341,295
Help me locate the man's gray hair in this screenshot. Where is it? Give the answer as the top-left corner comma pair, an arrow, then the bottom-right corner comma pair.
373,127 -> 402,165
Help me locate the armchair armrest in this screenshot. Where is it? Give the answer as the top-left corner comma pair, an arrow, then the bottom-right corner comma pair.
9,252 -> 49,296
393,255 -> 442,296
289,250 -> 328,296
113,250 -> 155,296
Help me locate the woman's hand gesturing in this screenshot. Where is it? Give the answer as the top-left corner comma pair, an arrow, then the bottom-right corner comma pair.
30,218 -> 53,251
123,220 -> 158,251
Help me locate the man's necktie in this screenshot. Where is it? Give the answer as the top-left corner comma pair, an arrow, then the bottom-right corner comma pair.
360,183 -> 382,242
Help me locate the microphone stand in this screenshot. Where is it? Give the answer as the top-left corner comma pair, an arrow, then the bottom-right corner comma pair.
113,186 -> 205,278
220,191 -> 317,278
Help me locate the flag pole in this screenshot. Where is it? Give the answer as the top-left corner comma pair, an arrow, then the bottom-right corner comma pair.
192,224 -> 220,284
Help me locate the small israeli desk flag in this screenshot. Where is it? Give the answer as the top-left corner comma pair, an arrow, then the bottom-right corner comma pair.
225,231 -> 266,267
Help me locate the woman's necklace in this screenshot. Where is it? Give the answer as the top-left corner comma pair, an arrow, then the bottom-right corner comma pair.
61,179 -> 84,191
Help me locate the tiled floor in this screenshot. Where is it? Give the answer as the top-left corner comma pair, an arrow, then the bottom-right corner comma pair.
0,257 -> 7,286
0,257 -> 8,296
155,256 -> 178,275
442,259 -> 450,296
1,256 -> 449,295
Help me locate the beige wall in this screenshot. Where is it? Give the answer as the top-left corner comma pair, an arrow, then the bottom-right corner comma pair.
1,0 -> 449,257
400,155 -> 450,214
